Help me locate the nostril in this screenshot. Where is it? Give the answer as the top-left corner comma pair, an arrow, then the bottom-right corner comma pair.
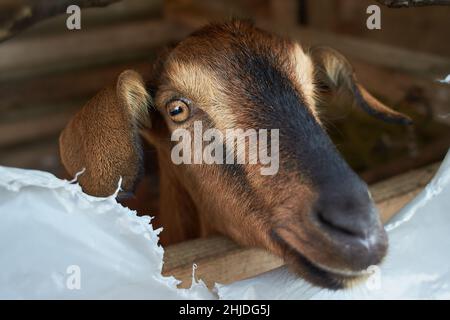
316,209 -> 364,238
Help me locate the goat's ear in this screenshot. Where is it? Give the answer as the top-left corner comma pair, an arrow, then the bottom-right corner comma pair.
59,70 -> 150,197
310,46 -> 412,125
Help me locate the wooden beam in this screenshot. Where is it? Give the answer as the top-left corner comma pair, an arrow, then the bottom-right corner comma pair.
0,60 -> 153,114
0,137 -> 63,174
163,236 -> 284,289
2,16 -> 449,83
371,162 -> 440,222
162,162 -> 440,288
0,109 -> 74,147
270,24 -> 450,80
0,19 -> 189,81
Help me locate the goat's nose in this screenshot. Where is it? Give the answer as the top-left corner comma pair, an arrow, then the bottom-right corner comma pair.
314,191 -> 379,238
313,178 -> 384,245
314,195 -> 379,238
312,181 -> 388,268
313,181 -> 380,239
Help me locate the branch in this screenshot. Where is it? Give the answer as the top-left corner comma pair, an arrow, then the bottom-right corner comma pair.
377,0 -> 450,7
0,0 -> 121,42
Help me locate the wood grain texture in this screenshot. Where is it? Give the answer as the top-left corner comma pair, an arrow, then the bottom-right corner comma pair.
0,109 -> 74,147
0,20 -> 188,81
162,162 -> 440,288
273,25 -> 450,80
3,17 -> 450,81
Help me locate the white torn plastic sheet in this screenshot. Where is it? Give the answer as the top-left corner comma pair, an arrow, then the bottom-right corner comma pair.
1,150 -> 450,299
216,149 -> 450,299
0,167 -> 213,299
437,74 -> 450,84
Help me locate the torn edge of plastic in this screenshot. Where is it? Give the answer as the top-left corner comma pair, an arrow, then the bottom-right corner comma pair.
437,74 -> 450,84
69,168 -> 86,184
385,149 -> 450,231
0,165 -> 215,299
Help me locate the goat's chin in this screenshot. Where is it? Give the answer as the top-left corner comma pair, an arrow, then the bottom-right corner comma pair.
283,249 -> 371,290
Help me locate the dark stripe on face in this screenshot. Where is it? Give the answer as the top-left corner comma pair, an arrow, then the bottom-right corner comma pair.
196,111 -> 255,196
217,45 -> 350,186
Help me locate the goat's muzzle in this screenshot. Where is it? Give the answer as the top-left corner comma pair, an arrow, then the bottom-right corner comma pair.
272,176 -> 388,289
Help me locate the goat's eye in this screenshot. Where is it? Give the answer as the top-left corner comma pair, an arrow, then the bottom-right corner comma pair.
166,100 -> 190,123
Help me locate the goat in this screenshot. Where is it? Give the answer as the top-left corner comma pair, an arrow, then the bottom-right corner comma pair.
59,21 -> 411,289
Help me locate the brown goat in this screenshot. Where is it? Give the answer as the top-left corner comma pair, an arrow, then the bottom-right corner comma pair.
59,21 -> 411,289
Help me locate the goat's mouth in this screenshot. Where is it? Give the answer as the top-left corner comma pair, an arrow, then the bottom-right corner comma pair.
272,231 -> 377,290
289,248 -> 371,290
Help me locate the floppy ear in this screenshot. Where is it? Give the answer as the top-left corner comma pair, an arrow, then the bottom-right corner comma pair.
310,46 -> 412,125
59,70 -> 150,197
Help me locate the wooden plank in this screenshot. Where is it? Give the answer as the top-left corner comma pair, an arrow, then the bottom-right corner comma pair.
0,19 -> 189,81
0,109 -> 74,147
0,137 -> 63,174
267,23 -> 450,80
372,162 -> 440,222
307,0 -> 450,59
0,60 -> 153,114
162,162 -> 440,288
163,236 -> 283,289
2,13 -> 448,83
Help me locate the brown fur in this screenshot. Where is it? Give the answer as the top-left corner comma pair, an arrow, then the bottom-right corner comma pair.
59,70 -> 148,196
